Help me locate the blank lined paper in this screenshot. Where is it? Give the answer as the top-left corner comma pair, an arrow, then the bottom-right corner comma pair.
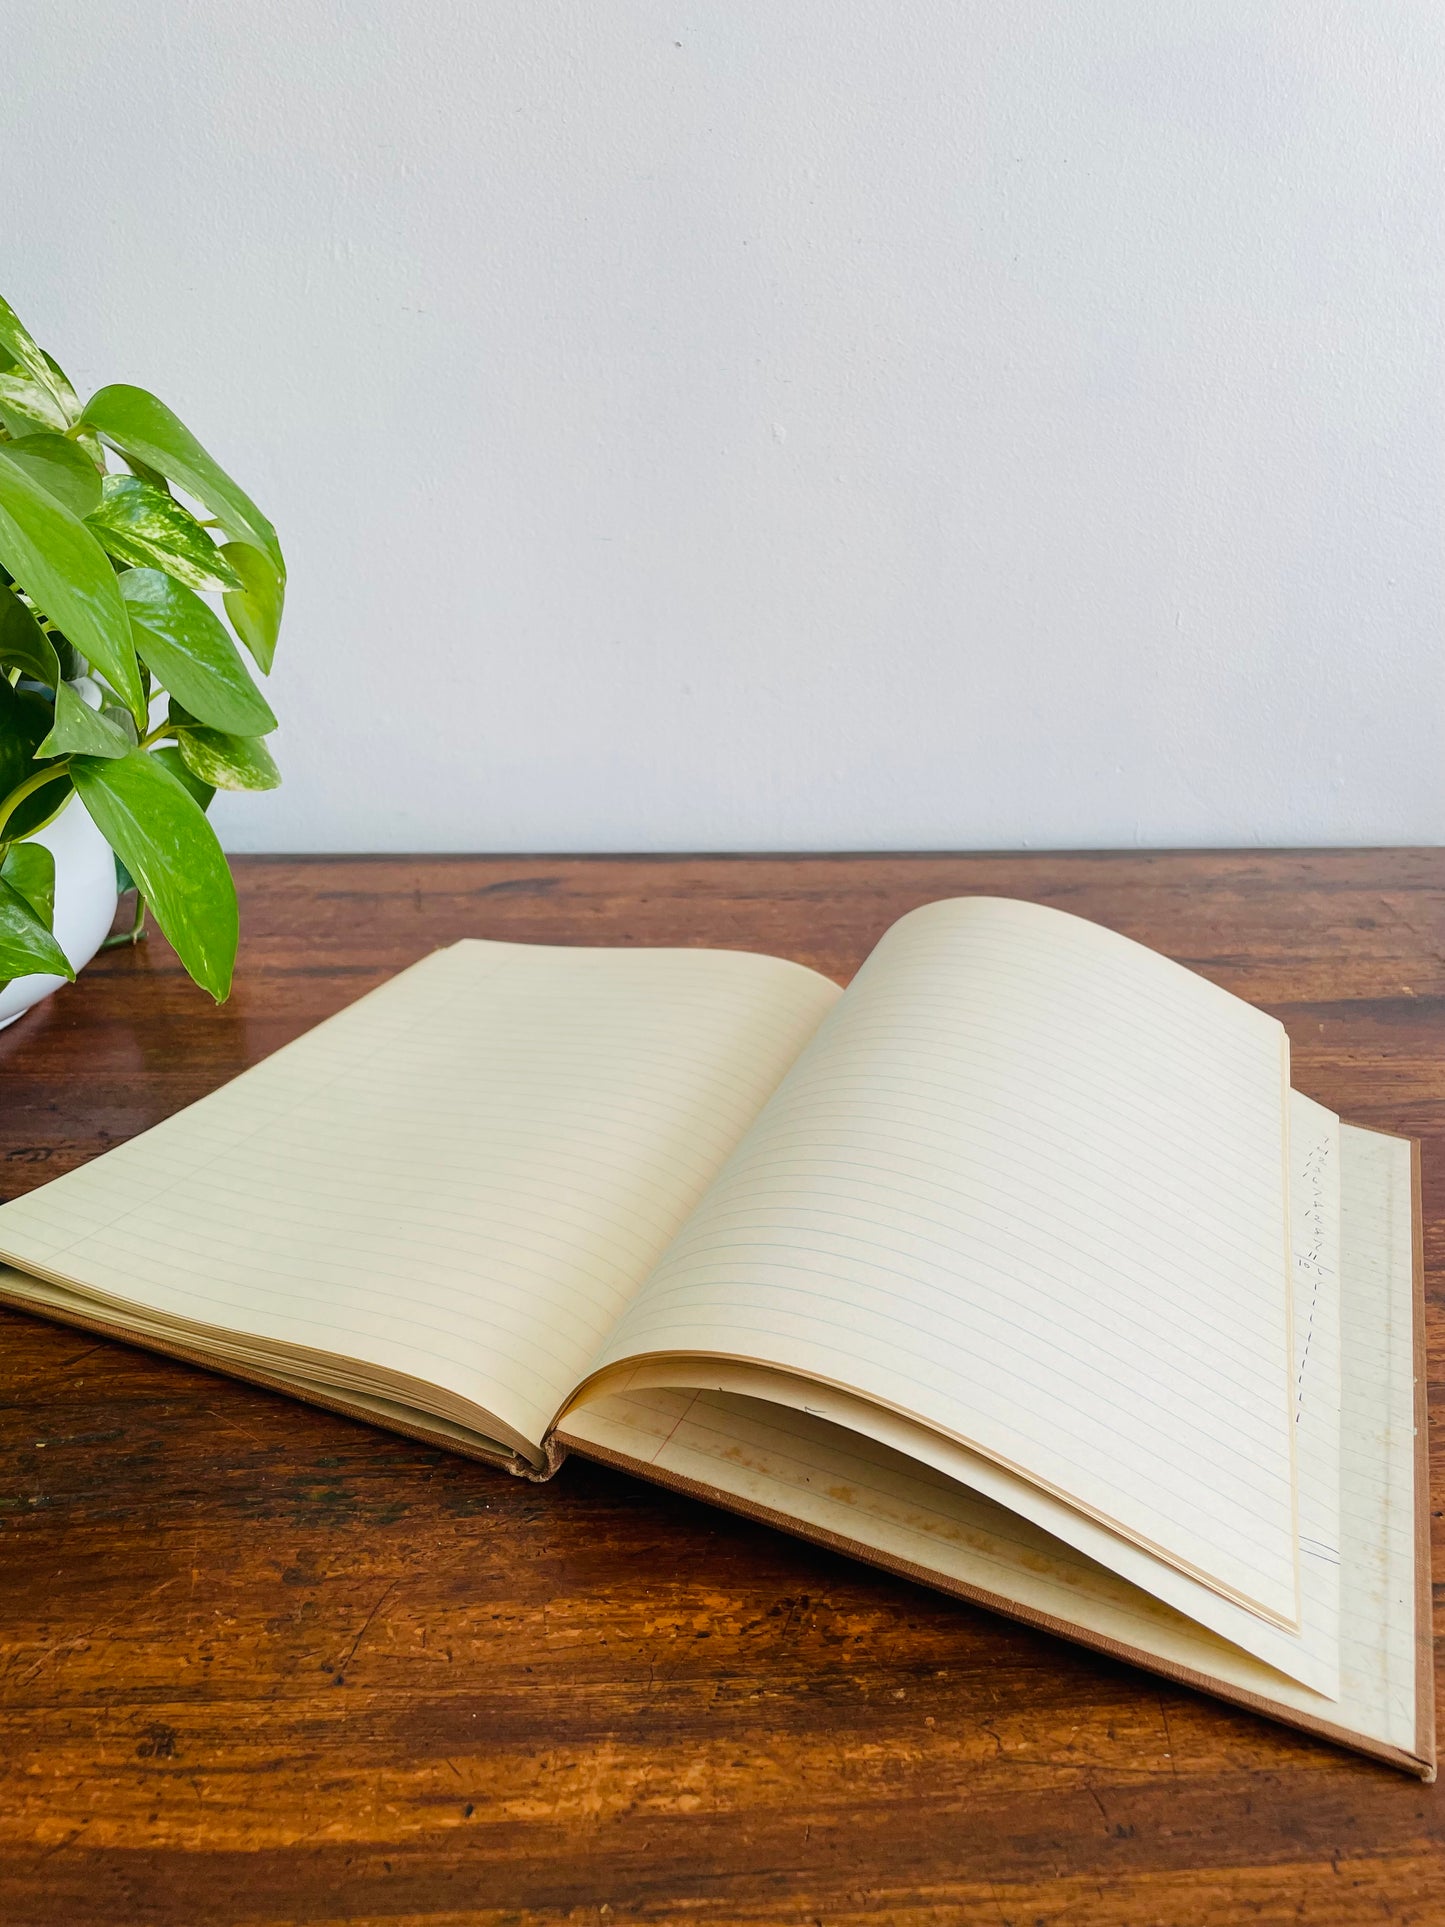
571,1092 -> 1340,1690
586,898 -> 1298,1622
0,941 -> 841,1453
562,1122 -> 1418,1760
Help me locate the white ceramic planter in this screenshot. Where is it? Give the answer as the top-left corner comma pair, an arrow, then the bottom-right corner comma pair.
0,795 -> 120,1031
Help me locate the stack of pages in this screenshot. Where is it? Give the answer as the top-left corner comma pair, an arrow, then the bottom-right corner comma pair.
0,898 -> 1430,1774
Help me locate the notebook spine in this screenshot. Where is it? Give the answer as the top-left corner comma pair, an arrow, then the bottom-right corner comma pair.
509,1434 -> 569,1483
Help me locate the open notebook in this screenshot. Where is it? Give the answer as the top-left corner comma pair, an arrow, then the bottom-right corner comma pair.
0,898 -> 1431,1776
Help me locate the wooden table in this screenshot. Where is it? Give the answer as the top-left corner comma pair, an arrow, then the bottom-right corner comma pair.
2,852 -> 1441,1926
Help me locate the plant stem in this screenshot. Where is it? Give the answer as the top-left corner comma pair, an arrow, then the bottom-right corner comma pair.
0,763 -> 71,841
139,722 -> 175,750
101,893 -> 147,949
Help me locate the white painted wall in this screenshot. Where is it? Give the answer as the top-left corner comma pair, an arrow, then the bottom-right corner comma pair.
6,3 -> 1441,851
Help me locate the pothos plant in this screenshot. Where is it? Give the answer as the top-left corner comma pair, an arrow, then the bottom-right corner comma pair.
0,293 -> 284,1004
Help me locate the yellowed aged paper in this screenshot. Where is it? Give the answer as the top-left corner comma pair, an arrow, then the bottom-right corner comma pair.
568,1090 -> 1341,1691
0,940 -> 841,1456
581,898 -> 1299,1623
562,1121 -> 1416,1762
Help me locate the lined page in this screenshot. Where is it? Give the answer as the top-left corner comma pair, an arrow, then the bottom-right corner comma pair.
583,897 -> 1298,1623
571,1090 -> 1341,1692
1289,1092 -> 1342,1691
0,940 -> 840,1455
561,1123 -> 1418,1762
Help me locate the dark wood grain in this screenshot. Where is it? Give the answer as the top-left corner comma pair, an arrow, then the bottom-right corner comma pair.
1,851 -> 1441,1927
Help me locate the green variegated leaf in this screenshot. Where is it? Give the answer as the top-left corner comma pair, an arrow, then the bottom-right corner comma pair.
81,386 -> 283,577
121,450 -> 170,490
0,370 -> 68,438
220,541 -> 284,672
72,425 -> 106,471
0,298 -> 61,402
176,725 -> 280,791
88,475 -> 242,591
0,874 -> 72,982
152,742 -> 215,811
1,839 -> 56,930
0,582 -> 60,685
42,354 -> 80,422
0,449 -> 144,721
0,305 -> 287,1000
73,748 -> 237,1001
3,433 -> 103,519
37,681 -> 133,759
121,569 -> 275,735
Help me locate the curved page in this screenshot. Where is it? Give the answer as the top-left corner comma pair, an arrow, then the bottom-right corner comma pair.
567,1093 -> 1340,1693
0,940 -> 840,1458
581,898 -> 1298,1624
563,1120 -> 1422,1769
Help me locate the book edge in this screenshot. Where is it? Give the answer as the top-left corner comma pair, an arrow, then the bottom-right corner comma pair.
559,1428 -> 1431,1779
557,1120 -> 1436,1779
6,1285 -> 1424,1775
0,1290 -> 524,1474
1410,1135 -> 1437,1779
